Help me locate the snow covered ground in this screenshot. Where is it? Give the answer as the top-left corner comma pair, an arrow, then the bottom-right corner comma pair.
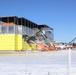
0,50 -> 76,75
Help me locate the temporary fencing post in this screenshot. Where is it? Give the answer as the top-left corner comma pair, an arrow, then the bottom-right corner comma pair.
68,48 -> 71,75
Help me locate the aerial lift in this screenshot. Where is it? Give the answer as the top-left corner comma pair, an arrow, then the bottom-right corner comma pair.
68,37 -> 76,49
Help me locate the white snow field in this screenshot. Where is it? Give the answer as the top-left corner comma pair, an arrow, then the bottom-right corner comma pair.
0,50 -> 76,75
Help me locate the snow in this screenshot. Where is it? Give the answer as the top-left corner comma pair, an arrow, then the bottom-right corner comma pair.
0,50 -> 76,75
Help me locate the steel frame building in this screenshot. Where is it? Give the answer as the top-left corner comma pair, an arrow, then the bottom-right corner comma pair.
0,16 -> 54,50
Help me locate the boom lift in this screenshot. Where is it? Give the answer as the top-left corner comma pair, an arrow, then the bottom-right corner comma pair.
68,37 -> 76,49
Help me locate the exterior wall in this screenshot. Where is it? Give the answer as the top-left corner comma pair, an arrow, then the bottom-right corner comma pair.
22,39 -> 31,50
0,24 -> 23,50
22,26 -> 34,36
0,34 -> 16,50
16,25 -> 36,50
0,34 -> 22,50
45,30 -> 54,42
15,25 -> 22,34
15,34 -> 22,50
0,24 -> 16,34
42,29 -> 54,43
0,24 -> 15,50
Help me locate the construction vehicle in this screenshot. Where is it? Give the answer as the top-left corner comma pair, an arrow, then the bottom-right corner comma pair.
59,37 -> 76,50
67,37 -> 76,49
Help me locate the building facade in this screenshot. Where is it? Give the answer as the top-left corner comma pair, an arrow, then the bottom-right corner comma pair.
0,16 -> 54,50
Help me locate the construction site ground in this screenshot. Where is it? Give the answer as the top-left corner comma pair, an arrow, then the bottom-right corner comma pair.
0,50 -> 76,75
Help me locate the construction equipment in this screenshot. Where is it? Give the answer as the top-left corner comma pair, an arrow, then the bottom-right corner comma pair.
68,37 -> 76,44
32,28 -> 57,50
60,37 -> 76,50
68,37 -> 76,49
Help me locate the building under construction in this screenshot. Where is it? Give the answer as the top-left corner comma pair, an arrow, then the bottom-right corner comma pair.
0,16 -> 54,50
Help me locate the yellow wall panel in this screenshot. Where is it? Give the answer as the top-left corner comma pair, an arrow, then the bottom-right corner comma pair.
0,34 -> 15,50
29,44 -> 36,50
22,39 -> 31,50
15,34 -> 22,50
0,34 -> 36,50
